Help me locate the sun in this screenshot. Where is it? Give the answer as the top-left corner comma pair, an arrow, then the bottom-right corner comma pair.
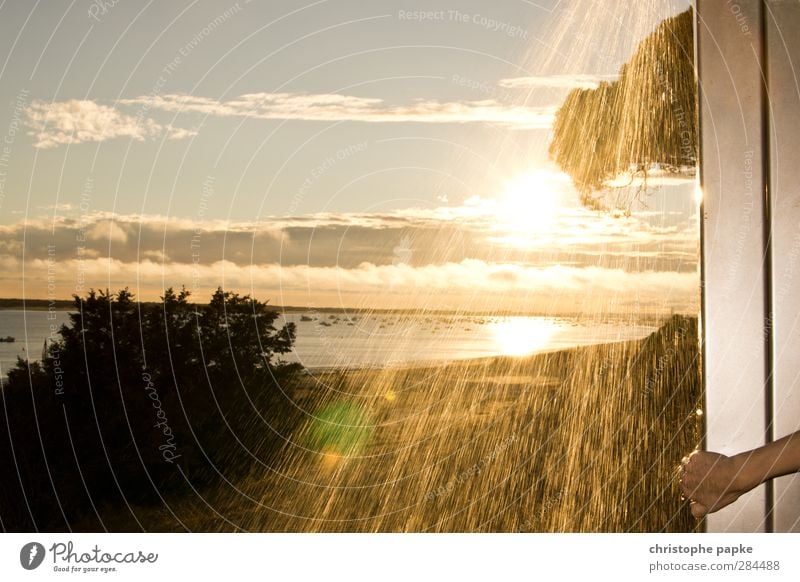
494,171 -> 561,233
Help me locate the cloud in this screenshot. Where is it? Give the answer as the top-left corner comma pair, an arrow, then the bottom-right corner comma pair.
0,196 -> 699,311
25,100 -> 197,148
604,169 -> 697,188
86,220 -> 128,244
0,202 -> 697,274
3,255 -> 698,313
24,91 -> 556,148
499,74 -> 618,90
119,92 -> 556,129
120,93 -> 384,119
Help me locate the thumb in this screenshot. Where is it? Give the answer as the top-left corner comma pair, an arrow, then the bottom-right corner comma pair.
690,501 -> 708,519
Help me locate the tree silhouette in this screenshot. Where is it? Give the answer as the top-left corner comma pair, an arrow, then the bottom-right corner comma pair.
0,287 -> 298,531
549,8 -> 696,210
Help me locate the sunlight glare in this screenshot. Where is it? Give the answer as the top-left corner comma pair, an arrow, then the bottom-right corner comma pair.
495,171 -> 560,233
489,317 -> 558,357
694,185 -> 703,205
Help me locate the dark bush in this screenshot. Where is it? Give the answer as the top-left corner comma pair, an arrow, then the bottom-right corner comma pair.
0,287 -> 298,531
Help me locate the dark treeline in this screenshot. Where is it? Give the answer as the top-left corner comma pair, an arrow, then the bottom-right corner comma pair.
549,8 -> 696,209
0,287 -> 299,532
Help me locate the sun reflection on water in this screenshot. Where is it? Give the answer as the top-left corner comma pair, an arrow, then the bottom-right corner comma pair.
489,317 -> 559,357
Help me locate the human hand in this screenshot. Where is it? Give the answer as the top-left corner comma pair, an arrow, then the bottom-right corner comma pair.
679,450 -> 748,519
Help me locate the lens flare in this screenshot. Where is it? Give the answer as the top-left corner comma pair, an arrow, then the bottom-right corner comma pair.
308,401 -> 372,464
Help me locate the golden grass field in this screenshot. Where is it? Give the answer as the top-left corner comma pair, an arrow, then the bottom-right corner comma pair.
90,315 -> 701,532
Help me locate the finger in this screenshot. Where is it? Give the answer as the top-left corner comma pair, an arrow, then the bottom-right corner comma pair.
690,501 -> 708,519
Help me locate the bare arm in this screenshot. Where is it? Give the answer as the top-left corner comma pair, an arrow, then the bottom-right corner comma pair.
680,431 -> 800,518
731,431 -> 800,490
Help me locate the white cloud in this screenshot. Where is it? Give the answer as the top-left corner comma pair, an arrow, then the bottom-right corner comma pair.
499,74 -> 618,90
0,198 -> 699,311
120,92 -> 556,129
605,169 -> 697,188
25,100 -> 197,148
25,91 -> 556,148
86,220 -> 128,244
1,197 -> 698,273
6,255 -> 697,313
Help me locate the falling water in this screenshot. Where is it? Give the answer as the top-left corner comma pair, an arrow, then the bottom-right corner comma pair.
59,1 -> 701,533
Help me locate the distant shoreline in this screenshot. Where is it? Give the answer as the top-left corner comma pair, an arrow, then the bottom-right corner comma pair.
0,299 -> 75,310
0,297 -> 690,323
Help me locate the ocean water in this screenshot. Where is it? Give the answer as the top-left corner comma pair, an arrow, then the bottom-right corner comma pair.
277,312 -> 657,369
0,309 -> 72,376
0,308 -> 657,375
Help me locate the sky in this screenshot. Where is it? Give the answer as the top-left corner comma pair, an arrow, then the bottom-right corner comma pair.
0,0 -> 697,314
